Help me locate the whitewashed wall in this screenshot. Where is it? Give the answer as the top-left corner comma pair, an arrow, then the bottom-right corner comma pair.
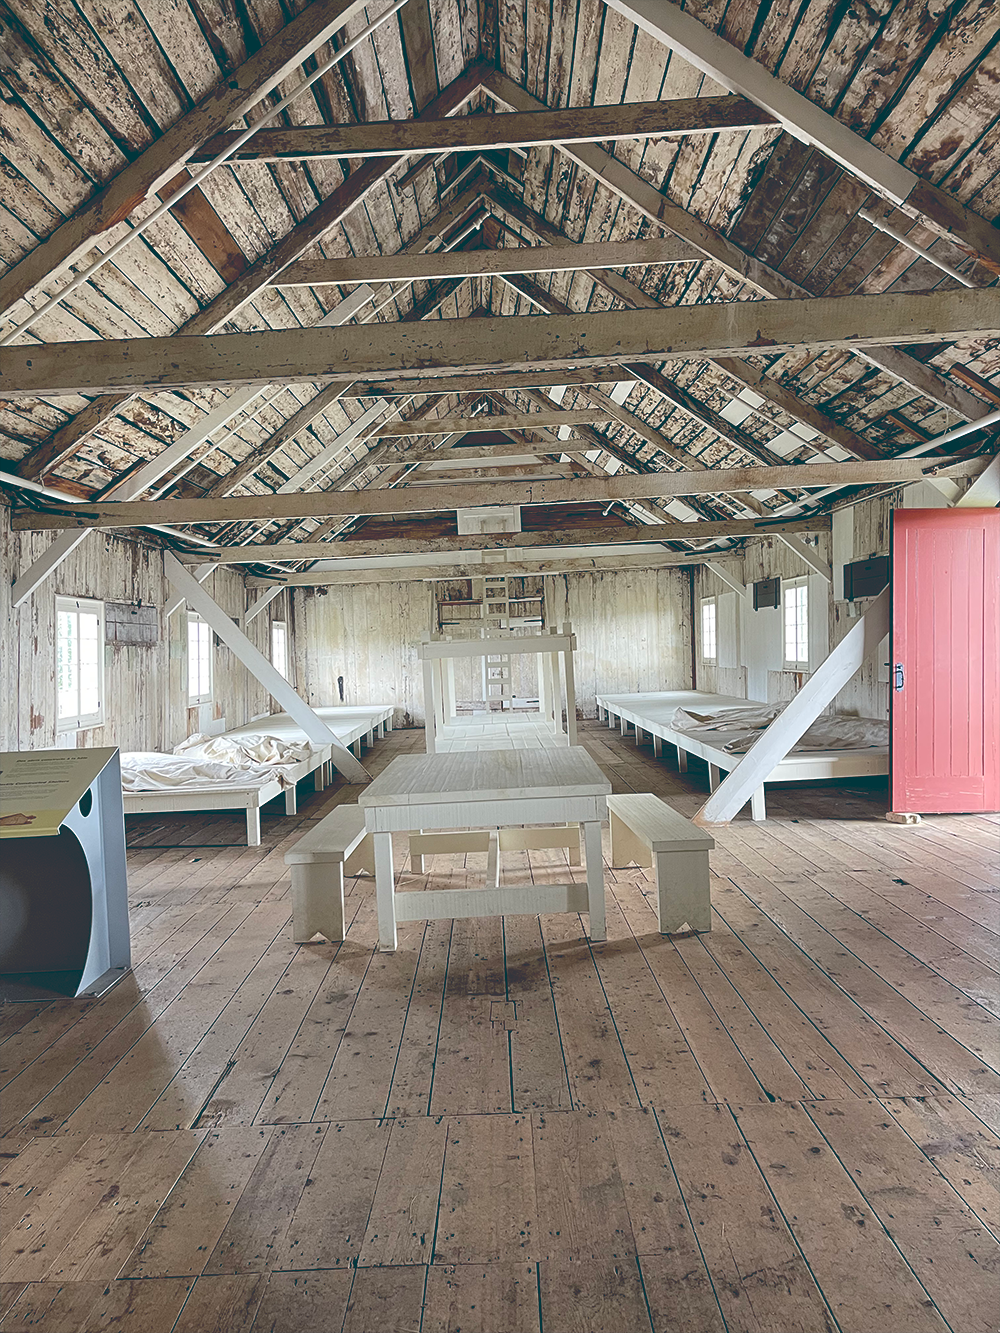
2,500 -> 293,753
292,581 -> 428,727
292,565 -> 693,724
544,567 -> 693,715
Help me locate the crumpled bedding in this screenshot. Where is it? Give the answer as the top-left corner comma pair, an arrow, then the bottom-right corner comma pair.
667,707 -> 888,755
120,752 -> 290,792
173,732 -> 315,767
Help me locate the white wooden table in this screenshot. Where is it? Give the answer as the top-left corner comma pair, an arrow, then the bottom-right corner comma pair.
358,747 -> 610,951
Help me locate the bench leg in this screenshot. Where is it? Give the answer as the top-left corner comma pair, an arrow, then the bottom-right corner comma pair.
655,850 -> 711,934
583,819 -> 606,942
609,810 -> 653,869
292,862 -> 346,943
284,784 -> 298,815
751,786 -> 766,821
246,807 -> 261,847
345,833 -> 375,877
374,831 -> 397,952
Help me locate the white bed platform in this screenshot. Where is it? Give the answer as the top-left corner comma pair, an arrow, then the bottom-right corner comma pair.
595,691 -> 888,821
123,704 -> 394,845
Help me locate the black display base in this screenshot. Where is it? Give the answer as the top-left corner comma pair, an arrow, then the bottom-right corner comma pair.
0,966 -> 129,1001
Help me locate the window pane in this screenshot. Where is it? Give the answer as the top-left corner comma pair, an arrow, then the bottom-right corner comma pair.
784,585 -> 808,663
57,610 -> 78,719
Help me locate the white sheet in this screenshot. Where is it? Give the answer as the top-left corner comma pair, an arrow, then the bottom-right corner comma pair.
173,732 -> 315,767
120,752 -> 288,792
669,707 -> 888,755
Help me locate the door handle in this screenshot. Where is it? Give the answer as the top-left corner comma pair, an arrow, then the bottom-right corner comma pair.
894,663 -> 904,691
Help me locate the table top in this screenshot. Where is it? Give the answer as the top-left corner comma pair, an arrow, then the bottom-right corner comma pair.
358,746 -> 610,808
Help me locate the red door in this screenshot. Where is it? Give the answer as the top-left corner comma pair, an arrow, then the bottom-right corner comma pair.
891,508 -> 1000,814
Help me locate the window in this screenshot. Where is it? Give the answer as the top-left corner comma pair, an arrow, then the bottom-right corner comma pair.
783,579 -> 810,667
700,597 -> 717,663
56,597 -> 104,731
187,615 -> 213,703
271,620 -> 288,680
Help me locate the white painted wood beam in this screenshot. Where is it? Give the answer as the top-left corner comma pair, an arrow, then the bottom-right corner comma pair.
165,562 -> 218,618
603,0 -> 1000,273
163,553 -> 368,780
704,560 -> 747,598
695,586 -> 890,824
776,534 -> 832,582
955,453 -> 1000,508
244,585 -> 285,625
6,289 -> 997,401
372,410 -> 611,436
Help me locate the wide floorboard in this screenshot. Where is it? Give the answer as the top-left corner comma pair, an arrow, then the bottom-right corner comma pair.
2,722 -> 998,1332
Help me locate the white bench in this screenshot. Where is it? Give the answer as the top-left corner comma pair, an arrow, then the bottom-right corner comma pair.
607,793 -> 714,934
284,805 -> 375,943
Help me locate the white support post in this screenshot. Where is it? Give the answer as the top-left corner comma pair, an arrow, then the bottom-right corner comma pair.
696,586 -> 890,824
163,553 -> 368,781
776,534 -> 832,582
166,562 -> 218,618
244,584 -> 284,625
422,657 -> 438,752
561,620 -> 578,745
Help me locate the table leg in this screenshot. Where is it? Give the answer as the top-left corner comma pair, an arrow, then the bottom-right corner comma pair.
373,831 -> 397,952
582,820 -> 606,942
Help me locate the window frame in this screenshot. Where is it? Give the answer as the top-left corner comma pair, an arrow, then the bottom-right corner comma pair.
700,595 -> 718,665
782,577 -> 810,669
56,596 -> 105,732
271,619 -> 288,681
187,613 -> 214,705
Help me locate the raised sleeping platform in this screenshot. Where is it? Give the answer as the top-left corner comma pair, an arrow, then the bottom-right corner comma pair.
595,691 -> 888,821
123,704 -> 393,845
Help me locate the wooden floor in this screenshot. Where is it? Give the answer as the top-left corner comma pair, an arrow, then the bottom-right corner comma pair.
2,722 -> 999,1333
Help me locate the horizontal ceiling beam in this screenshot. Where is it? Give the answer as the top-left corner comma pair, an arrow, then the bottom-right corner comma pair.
251,550 -> 712,584
371,410 -> 612,436
184,514 -> 830,562
6,288 -> 997,400
12,459 -> 964,530
273,234 -> 697,286
189,95 -> 775,163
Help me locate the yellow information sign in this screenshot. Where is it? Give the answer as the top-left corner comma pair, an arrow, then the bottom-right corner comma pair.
0,749 -> 118,839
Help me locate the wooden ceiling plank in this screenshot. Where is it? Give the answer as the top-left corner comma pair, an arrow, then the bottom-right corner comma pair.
187,96 -> 775,162
603,0 -> 1000,274
15,64 -> 487,481
0,0 -> 372,322
480,70 -> 994,423
12,459 -> 958,530
6,287 -> 997,400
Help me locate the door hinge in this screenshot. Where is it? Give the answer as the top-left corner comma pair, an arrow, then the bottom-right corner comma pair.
894,663 -> 905,691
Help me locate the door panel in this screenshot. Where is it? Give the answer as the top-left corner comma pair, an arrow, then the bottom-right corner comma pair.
891,508 -> 1000,814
